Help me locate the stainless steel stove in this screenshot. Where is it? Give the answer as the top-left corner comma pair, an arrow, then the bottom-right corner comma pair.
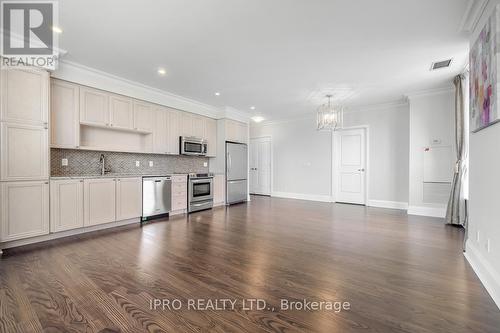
188,173 -> 214,213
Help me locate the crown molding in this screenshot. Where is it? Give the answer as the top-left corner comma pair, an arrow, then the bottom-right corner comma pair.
460,0 -> 490,33
53,60 -> 225,118
345,99 -> 409,113
405,85 -> 454,99
253,98 -> 409,127
222,106 -> 251,123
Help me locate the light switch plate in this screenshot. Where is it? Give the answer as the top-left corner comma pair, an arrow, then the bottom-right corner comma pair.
203,162 -> 208,167
61,158 -> 68,166
149,161 -> 154,167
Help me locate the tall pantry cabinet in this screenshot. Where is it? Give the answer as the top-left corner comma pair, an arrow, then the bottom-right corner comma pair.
0,66 -> 50,243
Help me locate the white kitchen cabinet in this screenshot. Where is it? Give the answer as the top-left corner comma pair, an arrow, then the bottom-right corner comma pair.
84,178 -> 116,226
171,175 -> 187,214
205,118 -> 217,157
0,122 -> 48,181
213,174 -> 225,206
133,101 -> 154,132
0,67 -> 49,126
153,107 -> 169,154
192,115 -> 205,138
116,177 -> 142,220
109,94 -> 134,130
50,79 -> 80,148
168,109 -> 181,154
80,86 -> 110,127
225,119 -> 248,144
50,179 -> 84,232
0,181 -> 49,242
180,112 -> 193,137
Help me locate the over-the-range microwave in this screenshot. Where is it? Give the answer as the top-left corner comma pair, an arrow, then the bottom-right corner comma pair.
180,136 -> 208,156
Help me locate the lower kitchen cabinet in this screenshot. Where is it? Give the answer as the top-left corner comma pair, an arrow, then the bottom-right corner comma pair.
116,177 -> 142,220
84,178 -> 116,226
213,174 -> 225,206
0,181 -> 49,242
50,179 -> 84,232
171,174 -> 187,214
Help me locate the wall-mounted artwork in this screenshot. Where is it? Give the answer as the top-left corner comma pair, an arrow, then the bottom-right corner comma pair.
470,4 -> 500,132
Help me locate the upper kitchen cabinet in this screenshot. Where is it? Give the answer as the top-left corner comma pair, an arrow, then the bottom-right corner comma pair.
80,86 -> 110,127
225,119 -> 248,144
168,109 -> 181,154
153,106 -> 169,154
0,67 -> 49,126
205,118 -> 217,157
192,115 -> 205,138
133,101 -> 154,132
180,112 -> 193,137
109,94 -> 134,130
50,79 -> 80,149
0,122 -> 49,181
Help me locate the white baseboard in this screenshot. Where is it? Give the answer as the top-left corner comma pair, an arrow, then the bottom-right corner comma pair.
464,240 -> 500,310
368,200 -> 408,210
407,205 -> 446,218
271,191 -> 334,203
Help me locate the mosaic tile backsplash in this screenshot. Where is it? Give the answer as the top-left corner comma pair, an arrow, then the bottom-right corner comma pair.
51,149 -> 209,176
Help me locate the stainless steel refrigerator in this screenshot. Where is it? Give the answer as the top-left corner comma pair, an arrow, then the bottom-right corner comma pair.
226,142 -> 248,204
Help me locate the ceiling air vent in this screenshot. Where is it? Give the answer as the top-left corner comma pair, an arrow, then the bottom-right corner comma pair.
431,59 -> 452,70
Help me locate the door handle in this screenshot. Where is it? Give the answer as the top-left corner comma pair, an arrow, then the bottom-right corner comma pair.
228,153 -> 232,171
358,168 -> 365,172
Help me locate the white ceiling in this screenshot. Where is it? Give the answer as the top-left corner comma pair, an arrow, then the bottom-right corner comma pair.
59,0 -> 470,120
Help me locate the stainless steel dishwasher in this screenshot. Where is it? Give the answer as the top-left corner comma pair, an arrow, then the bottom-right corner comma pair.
142,176 -> 172,221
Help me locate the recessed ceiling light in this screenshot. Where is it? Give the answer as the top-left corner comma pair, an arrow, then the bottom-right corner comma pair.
52,26 -> 63,34
157,68 -> 166,76
251,116 -> 264,123
215,92 -> 221,96
250,106 -> 256,110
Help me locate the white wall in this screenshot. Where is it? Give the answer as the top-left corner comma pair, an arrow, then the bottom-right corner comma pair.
250,102 -> 410,205
250,117 -> 333,201
344,103 -> 409,205
408,90 -> 455,217
465,0 -> 500,310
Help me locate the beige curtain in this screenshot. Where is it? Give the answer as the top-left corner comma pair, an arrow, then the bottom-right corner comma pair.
446,74 -> 466,226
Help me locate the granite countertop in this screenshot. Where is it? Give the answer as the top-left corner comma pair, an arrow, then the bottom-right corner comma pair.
50,173 -> 188,180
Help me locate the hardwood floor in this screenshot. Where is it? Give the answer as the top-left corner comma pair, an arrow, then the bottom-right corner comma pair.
1,195 -> 499,332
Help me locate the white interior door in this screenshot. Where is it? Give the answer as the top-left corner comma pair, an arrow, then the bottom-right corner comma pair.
334,128 -> 366,205
250,137 -> 271,195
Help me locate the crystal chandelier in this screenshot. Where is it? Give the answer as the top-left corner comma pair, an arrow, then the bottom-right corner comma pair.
316,94 -> 343,131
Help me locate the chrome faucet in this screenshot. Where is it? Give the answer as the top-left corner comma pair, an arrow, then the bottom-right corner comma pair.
99,154 -> 110,176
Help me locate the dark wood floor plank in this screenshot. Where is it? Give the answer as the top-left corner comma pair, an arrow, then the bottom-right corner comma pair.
1,196 -> 500,332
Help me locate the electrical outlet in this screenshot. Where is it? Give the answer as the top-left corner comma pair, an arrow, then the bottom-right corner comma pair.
203,162 -> 208,167
61,158 -> 68,166
149,161 -> 154,167
135,161 -> 140,167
